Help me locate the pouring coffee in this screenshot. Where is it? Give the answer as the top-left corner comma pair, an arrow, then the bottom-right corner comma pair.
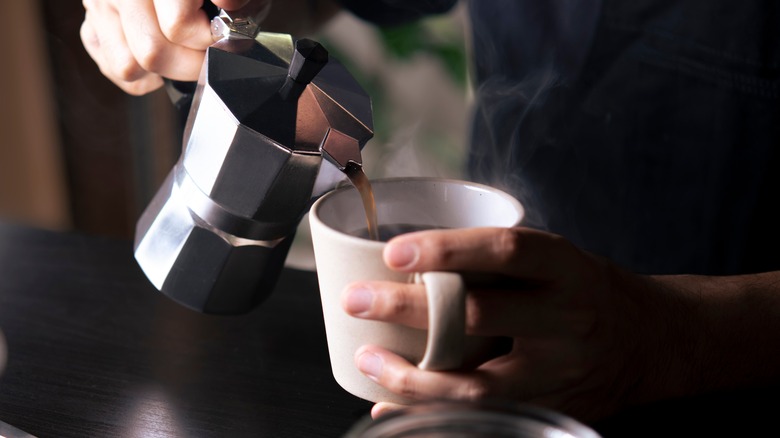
133,6 -> 374,314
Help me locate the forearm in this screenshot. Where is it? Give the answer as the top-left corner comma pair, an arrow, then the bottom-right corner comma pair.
687,272 -> 780,390
638,271 -> 780,402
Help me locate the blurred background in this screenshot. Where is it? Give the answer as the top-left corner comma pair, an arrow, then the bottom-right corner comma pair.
0,0 -> 469,268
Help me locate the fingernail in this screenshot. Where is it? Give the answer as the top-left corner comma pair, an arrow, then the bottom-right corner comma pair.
344,286 -> 373,315
385,241 -> 419,269
357,351 -> 383,381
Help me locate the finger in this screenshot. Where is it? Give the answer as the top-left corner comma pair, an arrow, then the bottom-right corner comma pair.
356,344 -> 572,406
83,1 -> 146,82
360,343 -> 609,421
212,0 -> 253,10
384,227 -> 578,280
342,281 -> 428,330
153,0 -> 214,49
80,7 -> 101,52
355,345 -> 501,402
80,12 -> 101,58
371,402 -> 404,419
116,0 -> 206,81
343,280 -> 589,337
81,8 -> 164,95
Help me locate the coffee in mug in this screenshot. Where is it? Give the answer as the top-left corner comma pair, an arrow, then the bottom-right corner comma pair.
349,224 -> 448,242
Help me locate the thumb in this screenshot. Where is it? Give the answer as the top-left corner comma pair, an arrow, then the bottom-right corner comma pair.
210,0 -> 272,23
212,0 -> 272,15
210,0 -> 252,10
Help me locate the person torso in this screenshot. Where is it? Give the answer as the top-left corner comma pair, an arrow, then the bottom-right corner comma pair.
467,0 -> 780,275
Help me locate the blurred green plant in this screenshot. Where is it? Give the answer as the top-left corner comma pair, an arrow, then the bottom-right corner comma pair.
322,12 -> 467,144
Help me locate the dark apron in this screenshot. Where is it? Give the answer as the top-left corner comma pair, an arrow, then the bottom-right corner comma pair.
467,0 -> 780,275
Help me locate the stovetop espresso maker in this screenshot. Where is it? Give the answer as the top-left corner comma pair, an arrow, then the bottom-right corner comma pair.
134,5 -> 373,314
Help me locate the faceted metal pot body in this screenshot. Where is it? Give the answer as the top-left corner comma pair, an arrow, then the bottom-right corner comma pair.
134,32 -> 373,314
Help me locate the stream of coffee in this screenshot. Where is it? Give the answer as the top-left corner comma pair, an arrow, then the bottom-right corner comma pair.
344,162 -> 379,241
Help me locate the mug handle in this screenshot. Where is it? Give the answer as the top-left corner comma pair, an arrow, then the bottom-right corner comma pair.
416,272 -> 466,371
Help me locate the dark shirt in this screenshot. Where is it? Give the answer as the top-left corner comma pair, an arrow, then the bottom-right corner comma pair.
343,1 -> 780,275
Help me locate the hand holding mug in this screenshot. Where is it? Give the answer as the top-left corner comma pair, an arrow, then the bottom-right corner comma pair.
346,224 -> 701,422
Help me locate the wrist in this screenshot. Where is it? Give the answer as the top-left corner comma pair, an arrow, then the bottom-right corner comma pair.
614,271 -> 707,407
624,271 -> 780,406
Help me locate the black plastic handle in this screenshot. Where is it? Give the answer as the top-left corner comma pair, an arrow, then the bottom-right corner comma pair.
202,1 -> 220,18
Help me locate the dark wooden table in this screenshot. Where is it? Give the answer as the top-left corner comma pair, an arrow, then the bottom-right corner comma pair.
0,223 -> 372,437
0,222 -> 778,437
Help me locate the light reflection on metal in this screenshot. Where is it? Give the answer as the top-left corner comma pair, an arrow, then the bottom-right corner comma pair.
134,13 -> 373,314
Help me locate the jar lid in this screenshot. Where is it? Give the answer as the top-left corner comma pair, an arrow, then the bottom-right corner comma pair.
343,400 -> 602,438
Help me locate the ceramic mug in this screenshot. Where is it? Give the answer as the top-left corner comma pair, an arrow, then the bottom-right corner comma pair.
309,178 -> 524,404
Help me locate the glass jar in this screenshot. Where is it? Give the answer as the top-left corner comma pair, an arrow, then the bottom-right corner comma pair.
343,400 -> 602,438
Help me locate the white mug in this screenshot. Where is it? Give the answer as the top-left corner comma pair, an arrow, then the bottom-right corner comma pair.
309,178 -> 524,404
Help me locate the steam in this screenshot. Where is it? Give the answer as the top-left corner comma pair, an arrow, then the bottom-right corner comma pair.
368,121 -> 457,179
464,0 -> 600,232
468,67 -> 561,231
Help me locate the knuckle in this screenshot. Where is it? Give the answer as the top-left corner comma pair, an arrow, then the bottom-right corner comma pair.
464,295 -> 487,331
79,22 -> 97,48
391,288 -> 413,317
113,57 -> 145,82
428,237 -> 457,266
386,371 -> 419,399
492,228 -> 522,264
455,378 -> 491,401
134,42 -> 166,72
158,13 -> 190,43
